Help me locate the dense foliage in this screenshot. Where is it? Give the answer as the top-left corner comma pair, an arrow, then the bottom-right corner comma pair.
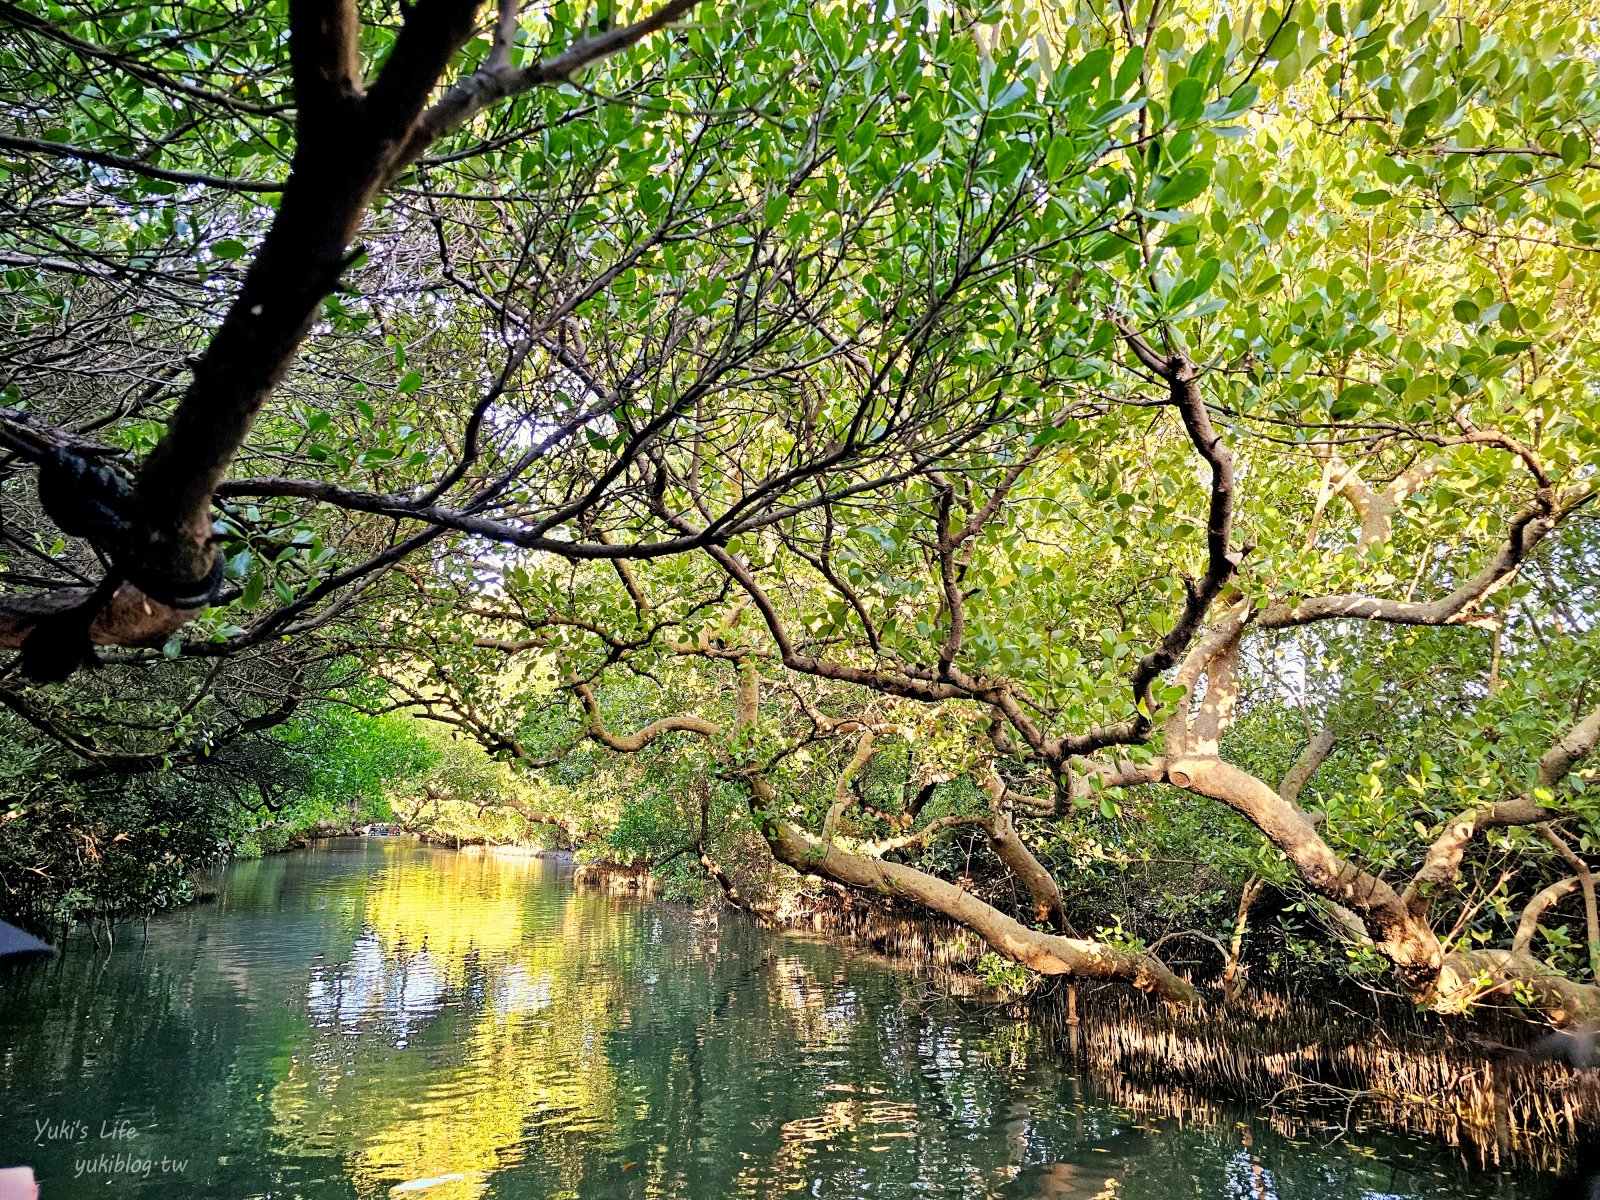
1,0 -> 1598,1025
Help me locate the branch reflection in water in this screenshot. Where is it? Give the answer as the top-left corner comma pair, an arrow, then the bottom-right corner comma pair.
0,840 -> 1588,1198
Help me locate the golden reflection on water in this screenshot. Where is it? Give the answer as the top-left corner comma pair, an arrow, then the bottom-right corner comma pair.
269,852 -> 625,1200
363,853 -> 538,976
0,841 -> 1577,1200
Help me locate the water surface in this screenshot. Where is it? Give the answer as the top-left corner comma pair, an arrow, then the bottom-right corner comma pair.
0,840 -> 1581,1198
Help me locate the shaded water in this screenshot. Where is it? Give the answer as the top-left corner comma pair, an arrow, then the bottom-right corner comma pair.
0,840 -> 1585,1198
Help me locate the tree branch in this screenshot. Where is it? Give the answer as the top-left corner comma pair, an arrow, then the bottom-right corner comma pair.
1404,702 -> 1600,919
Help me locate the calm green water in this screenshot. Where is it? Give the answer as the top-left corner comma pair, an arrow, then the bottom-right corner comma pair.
0,840 -> 1584,1198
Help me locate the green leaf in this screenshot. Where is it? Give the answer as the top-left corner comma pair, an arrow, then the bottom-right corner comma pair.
1152,166 -> 1210,209
1169,77 -> 1205,124
241,573 -> 265,607
1086,233 -> 1127,261
1331,382 -> 1378,419
1223,83 -> 1259,115
1113,47 -> 1145,96
1060,47 -> 1113,97
1092,98 -> 1147,128
1330,393 -> 1363,420
1560,131 -> 1589,168
990,78 -> 1029,111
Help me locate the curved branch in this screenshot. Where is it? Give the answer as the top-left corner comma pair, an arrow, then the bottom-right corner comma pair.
0,131 -> 283,193
862,813 -> 989,855
975,764 -> 1066,930
1261,486 -> 1589,631
1079,320 -> 1240,755
0,0 -> 695,669
573,681 -> 722,752
820,730 -> 877,840
748,773 -> 1195,1003
1404,702 -> 1600,918
1436,949 -> 1600,1029
1278,727 -> 1335,807
393,0 -> 698,169
1513,876 -> 1582,955
1537,824 -> 1600,980
1163,755 -> 1441,979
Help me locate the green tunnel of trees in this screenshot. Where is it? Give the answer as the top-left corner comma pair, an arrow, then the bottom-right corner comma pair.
1,0 -> 1598,1026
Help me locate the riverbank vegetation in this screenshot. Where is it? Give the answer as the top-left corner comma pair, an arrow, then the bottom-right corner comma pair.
2,0 -> 1599,1033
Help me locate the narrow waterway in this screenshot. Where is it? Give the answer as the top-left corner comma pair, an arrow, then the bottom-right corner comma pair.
0,840 -> 1584,1198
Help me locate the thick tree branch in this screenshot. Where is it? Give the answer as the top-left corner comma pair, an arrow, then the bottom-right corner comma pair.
1064,320 -> 1240,756
746,771 -> 1195,1003
1278,727 -> 1336,807
975,765 -> 1067,932
1163,755 -> 1442,980
393,0 -> 699,169
820,730 -> 877,840
0,0 -> 693,669
1436,949 -> 1600,1029
1513,876 -> 1583,956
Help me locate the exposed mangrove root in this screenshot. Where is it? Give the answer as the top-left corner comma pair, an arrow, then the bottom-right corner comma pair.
572,861 -> 657,896
1043,986 -> 1600,1171
698,843 -> 774,919
1220,875 -> 1264,1003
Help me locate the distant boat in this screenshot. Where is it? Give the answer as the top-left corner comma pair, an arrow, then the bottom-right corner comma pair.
0,920 -> 52,958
